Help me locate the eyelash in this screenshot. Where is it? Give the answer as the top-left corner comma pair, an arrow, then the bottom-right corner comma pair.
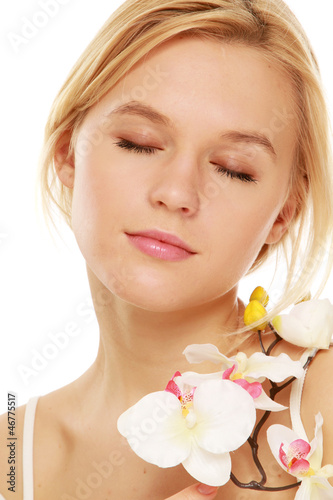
114,138 -> 157,155
114,138 -> 257,184
212,164 -> 257,183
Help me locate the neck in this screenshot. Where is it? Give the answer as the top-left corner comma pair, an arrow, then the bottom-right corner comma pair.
77,267 -> 247,415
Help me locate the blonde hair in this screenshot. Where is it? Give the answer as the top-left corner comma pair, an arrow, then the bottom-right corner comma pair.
38,0 -> 333,324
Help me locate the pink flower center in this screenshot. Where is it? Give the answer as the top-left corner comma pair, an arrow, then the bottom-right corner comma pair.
165,371 -> 195,417
222,364 -> 262,399
279,439 -> 312,477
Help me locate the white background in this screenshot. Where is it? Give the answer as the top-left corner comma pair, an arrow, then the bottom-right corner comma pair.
1,0 -> 332,413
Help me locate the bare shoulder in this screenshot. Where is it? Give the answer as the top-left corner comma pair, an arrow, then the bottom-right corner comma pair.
32,389 -> 75,495
0,388 -> 74,500
302,346 -> 333,467
0,402 -> 26,500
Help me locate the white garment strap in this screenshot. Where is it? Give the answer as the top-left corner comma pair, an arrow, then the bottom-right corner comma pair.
289,347 -> 318,441
23,396 -> 39,500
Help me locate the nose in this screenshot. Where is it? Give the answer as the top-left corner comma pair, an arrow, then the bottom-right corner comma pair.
148,152 -> 201,215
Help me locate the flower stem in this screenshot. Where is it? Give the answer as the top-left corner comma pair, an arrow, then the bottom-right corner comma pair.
230,329 -> 315,492
229,473 -> 301,491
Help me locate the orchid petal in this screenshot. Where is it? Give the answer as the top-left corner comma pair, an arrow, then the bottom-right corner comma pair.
234,352 -> 248,373
233,378 -> 262,399
245,352 -> 304,381
289,439 -> 311,460
294,477 -> 333,500
165,380 -> 182,399
254,389 -> 287,411
267,424 -> 301,473
117,391 -> 191,467
309,413 -> 324,469
183,344 -> 232,367
279,443 -> 288,468
294,478 -> 313,500
301,477 -> 333,500
193,379 -> 256,453
277,315 -> 316,348
290,300 -> 333,328
182,440 -> 232,486
178,371 -> 222,388
317,465 -> 333,478
274,299 -> 333,349
222,365 -> 235,380
289,458 -> 311,476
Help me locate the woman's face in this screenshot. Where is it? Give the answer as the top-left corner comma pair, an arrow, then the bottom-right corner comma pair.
64,37 -> 297,312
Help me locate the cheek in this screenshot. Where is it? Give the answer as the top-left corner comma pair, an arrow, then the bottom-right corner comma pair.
71,152 -> 112,248
71,147 -> 145,268
207,185 -> 283,265
73,150 -> 124,221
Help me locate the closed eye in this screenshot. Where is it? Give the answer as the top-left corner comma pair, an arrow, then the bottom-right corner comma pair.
114,138 -> 158,155
211,163 -> 257,184
114,139 -> 257,183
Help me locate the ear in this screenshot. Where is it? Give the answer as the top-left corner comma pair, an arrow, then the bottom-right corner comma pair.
265,195 -> 297,245
54,131 -> 75,189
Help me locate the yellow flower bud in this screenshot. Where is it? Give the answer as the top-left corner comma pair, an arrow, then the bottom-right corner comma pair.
271,315 -> 281,333
250,286 -> 269,307
244,300 -> 268,331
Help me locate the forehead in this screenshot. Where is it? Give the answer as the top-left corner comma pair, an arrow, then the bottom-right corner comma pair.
84,36 -> 298,161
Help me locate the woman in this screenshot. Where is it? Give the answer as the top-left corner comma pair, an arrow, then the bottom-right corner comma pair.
1,0 -> 332,498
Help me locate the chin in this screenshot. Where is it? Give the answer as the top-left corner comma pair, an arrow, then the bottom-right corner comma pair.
113,286 -> 188,313
104,275 -> 199,313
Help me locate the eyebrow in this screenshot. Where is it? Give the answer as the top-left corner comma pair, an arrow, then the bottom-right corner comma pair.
220,131 -> 277,159
109,101 -> 172,127
108,101 -> 277,160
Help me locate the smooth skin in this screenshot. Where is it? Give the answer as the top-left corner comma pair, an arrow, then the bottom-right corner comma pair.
1,36 -> 333,499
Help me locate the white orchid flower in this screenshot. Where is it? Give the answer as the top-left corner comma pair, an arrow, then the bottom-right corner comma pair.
183,344 -> 304,411
117,371 -> 256,486
272,299 -> 333,349
267,413 -> 333,499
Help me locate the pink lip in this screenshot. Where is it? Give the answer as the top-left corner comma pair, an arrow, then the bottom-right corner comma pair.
125,229 -> 197,262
